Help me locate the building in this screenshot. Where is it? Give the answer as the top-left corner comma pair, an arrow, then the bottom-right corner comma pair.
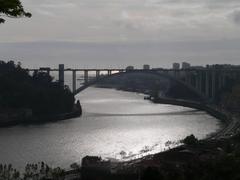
182,62 -> 191,69
143,64 -> 150,70
126,66 -> 134,71
172,63 -> 180,70
189,66 -> 204,69
207,64 -> 240,69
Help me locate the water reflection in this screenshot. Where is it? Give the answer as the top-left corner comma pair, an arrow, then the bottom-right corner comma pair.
0,87 -> 220,170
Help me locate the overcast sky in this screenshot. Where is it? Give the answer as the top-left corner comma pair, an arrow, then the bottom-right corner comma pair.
0,0 -> 240,68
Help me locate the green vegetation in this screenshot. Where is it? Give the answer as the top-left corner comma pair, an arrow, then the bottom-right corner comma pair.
0,0 -> 31,23
0,61 -> 75,117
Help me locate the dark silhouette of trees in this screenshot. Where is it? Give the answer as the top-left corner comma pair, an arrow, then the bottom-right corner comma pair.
0,61 -> 75,117
0,0 -> 31,23
181,134 -> 198,145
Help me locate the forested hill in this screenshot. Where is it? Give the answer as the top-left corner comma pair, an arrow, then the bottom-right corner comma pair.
0,61 -> 75,117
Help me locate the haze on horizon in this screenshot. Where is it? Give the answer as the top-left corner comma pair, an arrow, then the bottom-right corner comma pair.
0,0 -> 240,68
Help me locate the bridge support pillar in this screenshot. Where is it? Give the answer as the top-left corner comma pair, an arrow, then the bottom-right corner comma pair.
59,64 -> 64,87
186,73 -> 192,87
175,71 -> 180,80
72,70 -> 76,93
211,71 -> 216,101
196,72 -> 200,92
218,72 -> 222,90
84,70 -> 89,84
222,72 -> 227,88
192,74 -> 197,88
205,71 -> 210,98
173,70 -> 178,79
217,72 -> 226,92
96,70 -> 100,79
197,71 -> 203,94
108,70 -> 112,76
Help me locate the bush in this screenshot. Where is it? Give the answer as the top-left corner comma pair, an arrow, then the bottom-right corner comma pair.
182,134 -> 198,145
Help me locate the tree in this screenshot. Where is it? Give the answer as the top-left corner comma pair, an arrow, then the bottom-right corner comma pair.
181,134 -> 198,145
0,0 -> 31,23
0,61 -> 76,116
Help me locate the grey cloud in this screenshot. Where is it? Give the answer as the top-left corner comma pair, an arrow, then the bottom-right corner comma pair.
0,0 -> 240,43
230,9 -> 240,25
1,0 -> 240,68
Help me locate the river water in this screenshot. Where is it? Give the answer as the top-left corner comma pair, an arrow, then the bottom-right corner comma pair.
0,87 -> 221,170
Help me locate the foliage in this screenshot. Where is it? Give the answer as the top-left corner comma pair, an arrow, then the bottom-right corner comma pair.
181,134 -> 198,145
139,137 -> 240,180
0,60 -> 75,116
0,162 -> 65,180
70,163 -> 81,170
0,0 -> 31,23
140,154 -> 240,180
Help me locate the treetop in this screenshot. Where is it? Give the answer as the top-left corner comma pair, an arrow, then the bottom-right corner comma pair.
0,0 -> 31,23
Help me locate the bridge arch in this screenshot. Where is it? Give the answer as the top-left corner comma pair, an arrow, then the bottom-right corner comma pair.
74,70 -> 206,101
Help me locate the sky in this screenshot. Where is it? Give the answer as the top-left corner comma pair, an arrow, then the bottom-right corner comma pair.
0,0 -> 240,68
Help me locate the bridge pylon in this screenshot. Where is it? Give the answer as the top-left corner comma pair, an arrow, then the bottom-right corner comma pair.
84,70 -> 89,84
72,70 -> 76,93
59,64 -> 64,87
96,70 -> 100,79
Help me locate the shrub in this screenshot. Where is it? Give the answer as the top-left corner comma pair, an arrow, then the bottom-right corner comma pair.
182,134 -> 198,145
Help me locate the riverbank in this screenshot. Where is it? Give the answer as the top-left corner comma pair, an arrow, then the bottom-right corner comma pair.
64,95 -> 240,180
151,97 -> 239,139
0,87 -> 237,179
0,103 -> 82,127
2,126 -> 240,180
153,97 -> 240,141
75,121 -> 240,179
109,99 -> 240,179
95,86 -> 234,138
117,133 -> 240,180
104,85 -> 239,139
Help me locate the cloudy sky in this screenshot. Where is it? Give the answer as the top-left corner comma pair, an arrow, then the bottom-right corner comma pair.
0,0 -> 240,68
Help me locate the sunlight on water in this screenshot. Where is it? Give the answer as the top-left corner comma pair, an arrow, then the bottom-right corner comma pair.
0,87 -> 221,170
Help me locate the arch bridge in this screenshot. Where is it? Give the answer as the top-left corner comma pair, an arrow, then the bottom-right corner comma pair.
27,64 -> 240,102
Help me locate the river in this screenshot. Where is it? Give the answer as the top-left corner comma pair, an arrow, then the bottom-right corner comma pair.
0,87 -> 221,170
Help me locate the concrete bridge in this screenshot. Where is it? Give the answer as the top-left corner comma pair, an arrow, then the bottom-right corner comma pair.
27,64 -> 240,102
